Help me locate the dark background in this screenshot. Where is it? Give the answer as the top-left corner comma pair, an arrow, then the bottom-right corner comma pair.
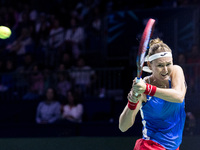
0,0 -> 199,149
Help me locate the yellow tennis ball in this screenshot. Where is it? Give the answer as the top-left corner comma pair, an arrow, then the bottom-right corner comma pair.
0,26 -> 12,39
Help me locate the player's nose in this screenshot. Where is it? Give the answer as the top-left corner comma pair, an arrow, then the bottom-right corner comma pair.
163,66 -> 168,72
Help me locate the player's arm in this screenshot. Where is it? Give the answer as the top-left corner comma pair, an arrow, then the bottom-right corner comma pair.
133,65 -> 186,103
152,65 -> 186,103
119,91 -> 145,132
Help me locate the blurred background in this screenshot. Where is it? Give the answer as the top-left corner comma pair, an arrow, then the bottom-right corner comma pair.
0,0 -> 200,149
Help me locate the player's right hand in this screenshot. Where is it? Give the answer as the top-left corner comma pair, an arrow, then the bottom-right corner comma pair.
132,77 -> 146,94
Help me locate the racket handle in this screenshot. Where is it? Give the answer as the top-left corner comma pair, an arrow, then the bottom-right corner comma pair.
135,77 -> 140,96
136,77 -> 140,83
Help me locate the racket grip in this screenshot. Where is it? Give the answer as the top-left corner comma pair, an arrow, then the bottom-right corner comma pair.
135,77 -> 140,96
136,77 -> 140,83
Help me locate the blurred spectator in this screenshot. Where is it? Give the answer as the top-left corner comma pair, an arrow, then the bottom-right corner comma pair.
29,9 -> 38,23
91,6 -> 102,32
6,27 -> 34,65
34,12 -> 50,52
43,66 -> 57,93
30,64 -> 44,95
187,44 -> 200,64
57,63 -> 66,72
177,53 -> 189,82
15,4 -> 36,38
16,53 -> 35,72
23,64 -> 44,100
15,53 -> 35,98
47,17 -> 65,66
59,52 -> 74,70
177,53 -> 187,66
74,2 -> 91,22
15,54 -> 33,90
87,6 -> 103,51
36,87 -> 61,124
65,18 -> 85,59
61,90 -> 83,123
184,112 -> 196,136
0,59 -> 15,92
186,44 -> 200,92
0,6 -> 18,28
69,56 -> 96,96
56,65 -> 72,98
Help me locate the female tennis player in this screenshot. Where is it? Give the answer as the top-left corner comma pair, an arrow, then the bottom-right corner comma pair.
119,38 -> 186,150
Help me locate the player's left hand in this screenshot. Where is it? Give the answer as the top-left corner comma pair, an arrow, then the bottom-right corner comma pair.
132,77 -> 146,94
128,89 -> 141,103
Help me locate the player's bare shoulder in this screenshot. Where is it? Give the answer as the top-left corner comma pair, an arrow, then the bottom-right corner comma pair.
172,65 -> 184,73
171,65 -> 185,79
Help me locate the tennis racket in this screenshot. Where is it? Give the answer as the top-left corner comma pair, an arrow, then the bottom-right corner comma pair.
135,18 -> 155,96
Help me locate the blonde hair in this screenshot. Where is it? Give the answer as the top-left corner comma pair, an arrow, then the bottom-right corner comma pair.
148,38 -> 172,56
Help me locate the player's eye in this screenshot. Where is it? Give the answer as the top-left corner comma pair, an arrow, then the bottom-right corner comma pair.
157,64 -> 163,67
166,63 -> 171,66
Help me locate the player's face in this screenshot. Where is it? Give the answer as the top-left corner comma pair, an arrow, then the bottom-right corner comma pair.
150,57 -> 173,81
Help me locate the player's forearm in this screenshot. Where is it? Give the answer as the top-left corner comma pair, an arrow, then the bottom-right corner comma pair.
154,88 -> 185,103
119,105 -> 136,132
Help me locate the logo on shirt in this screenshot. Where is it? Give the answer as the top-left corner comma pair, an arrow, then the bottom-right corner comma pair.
147,96 -> 152,101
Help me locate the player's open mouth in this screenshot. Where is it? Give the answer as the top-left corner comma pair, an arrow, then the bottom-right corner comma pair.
161,73 -> 168,76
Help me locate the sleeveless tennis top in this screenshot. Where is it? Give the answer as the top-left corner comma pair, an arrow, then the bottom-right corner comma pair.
140,80 -> 186,150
